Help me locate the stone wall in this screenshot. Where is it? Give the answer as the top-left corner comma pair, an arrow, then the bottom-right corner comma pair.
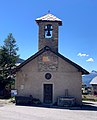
38,22 -> 59,52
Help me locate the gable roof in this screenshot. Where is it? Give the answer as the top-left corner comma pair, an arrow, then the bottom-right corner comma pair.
90,76 -> 97,85
14,46 -> 89,75
36,13 -> 62,26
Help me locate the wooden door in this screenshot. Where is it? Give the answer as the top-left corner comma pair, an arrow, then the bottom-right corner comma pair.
43,84 -> 53,104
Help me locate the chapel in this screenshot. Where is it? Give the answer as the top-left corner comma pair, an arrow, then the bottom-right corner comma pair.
15,13 -> 89,106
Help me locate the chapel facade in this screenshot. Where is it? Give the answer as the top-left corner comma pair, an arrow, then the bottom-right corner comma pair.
15,13 -> 89,106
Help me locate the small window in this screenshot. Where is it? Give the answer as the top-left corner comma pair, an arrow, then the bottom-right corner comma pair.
44,24 -> 53,38
45,73 -> 52,80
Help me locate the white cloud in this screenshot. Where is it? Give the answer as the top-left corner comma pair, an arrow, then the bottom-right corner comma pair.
86,58 -> 94,62
77,53 -> 89,57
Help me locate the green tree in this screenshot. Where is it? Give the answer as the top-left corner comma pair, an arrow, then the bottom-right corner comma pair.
0,33 -> 19,79
0,46 -> 9,79
0,33 -> 19,98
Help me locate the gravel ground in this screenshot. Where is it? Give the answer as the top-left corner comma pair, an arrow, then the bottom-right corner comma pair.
0,101 -> 97,120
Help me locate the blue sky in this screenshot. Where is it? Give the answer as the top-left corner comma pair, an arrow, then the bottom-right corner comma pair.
0,0 -> 97,72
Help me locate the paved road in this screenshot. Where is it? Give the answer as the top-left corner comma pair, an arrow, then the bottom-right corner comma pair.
0,102 -> 97,120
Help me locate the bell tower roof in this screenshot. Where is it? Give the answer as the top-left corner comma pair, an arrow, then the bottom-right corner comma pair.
36,13 -> 62,26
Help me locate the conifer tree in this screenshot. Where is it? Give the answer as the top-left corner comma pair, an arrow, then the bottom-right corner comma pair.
0,33 -> 19,81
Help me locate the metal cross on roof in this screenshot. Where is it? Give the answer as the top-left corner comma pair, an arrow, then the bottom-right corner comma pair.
48,10 -> 50,13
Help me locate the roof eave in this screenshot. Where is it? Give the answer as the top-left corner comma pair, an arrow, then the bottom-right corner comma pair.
81,70 -> 89,75
14,46 -> 89,75
35,20 -> 62,26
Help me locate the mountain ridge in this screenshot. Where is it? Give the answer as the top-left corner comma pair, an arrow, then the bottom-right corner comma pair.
82,70 -> 97,86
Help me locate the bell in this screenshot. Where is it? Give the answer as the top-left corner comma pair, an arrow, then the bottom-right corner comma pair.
47,31 -> 51,36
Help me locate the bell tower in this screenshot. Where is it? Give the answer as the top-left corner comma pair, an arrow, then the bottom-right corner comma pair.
36,13 -> 62,52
